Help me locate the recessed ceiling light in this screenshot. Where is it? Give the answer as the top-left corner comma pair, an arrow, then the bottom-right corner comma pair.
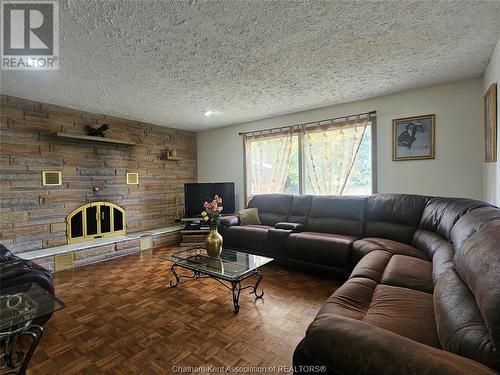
204,110 -> 214,116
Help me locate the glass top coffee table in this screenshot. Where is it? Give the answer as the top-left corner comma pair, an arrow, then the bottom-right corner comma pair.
1,282 -> 65,374
158,247 -> 273,313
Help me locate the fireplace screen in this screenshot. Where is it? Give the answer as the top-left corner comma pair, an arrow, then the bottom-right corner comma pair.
66,202 -> 126,244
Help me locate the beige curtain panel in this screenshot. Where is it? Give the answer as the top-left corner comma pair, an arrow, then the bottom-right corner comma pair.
303,119 -> 370,195
244,130 -> 295,195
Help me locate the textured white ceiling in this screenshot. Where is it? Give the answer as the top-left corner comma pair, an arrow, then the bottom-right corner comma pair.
1,0 -> 499,131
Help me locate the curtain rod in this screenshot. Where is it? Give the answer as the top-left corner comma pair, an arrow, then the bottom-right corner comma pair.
238,110 -> 376,136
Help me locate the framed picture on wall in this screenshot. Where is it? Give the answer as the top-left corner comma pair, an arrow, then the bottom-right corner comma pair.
484,83 -> 497,162
392,114 -> 435,161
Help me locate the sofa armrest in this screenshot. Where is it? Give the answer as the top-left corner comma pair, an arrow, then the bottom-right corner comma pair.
275,222 -> 304,232
294,315 -> 496,375
0,243 -> 17,262
220,215 -> 240,227
0,260 -> 32,280
268,228 -> 293,264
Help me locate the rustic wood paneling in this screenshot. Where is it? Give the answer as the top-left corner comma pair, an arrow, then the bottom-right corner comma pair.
0,95 -> 197,253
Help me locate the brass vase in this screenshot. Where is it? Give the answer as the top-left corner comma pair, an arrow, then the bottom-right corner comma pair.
205,224 -> 223,257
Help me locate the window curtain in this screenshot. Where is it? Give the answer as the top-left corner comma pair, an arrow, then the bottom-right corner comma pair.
303,119 -> 370,195
244,130 -> 295,196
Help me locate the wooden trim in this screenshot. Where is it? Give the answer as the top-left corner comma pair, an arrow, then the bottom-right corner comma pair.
56,132 -> 136,146
242,136 -> 248,208
298,130 -> 305,194
484,83 -> 497,162
239,110 -> 376,138
392,114 -> 435,161
371,116 -> 378,193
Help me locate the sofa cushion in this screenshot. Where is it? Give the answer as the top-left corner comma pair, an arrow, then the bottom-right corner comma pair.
296,314 -> 497,375
450,206 -> 500,250
453,220 -> 500,369
288,195 -> 312,225
412,228 -> 451,259
419,197 -> 491,240
306,196 -> 366,237
286,232 -> 356,269
238,207 -> 261,225
350,250 -> 433,294
411,228 -> 455,286
351,237 -> 429,265
222,224 -> 272,252
431,243 -> 455,285
318,277 -> 439,347
434,268 -> 500,370
364,194 -> 429,244
364,285 -> 439,347
247,194 -> 293,226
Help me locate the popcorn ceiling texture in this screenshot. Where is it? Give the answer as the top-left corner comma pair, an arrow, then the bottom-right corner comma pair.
1,0 -> 499,131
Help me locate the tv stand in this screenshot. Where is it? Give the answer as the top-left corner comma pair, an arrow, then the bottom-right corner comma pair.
180,218 -> 210,247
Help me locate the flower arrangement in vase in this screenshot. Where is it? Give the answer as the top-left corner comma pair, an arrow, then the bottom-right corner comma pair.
201,195 -> 223,257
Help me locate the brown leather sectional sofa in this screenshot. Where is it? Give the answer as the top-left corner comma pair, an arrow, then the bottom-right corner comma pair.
219,193 -> 500,374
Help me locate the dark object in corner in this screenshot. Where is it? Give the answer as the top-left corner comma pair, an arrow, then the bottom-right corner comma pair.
0,244 -> 54,326
85,123 -> 109,137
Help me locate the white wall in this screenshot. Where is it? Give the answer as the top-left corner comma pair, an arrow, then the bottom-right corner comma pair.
198,79 -> 484,210
483,37 -> 500,207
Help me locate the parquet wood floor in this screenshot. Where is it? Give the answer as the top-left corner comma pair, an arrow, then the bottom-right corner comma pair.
28,247 -> 341,375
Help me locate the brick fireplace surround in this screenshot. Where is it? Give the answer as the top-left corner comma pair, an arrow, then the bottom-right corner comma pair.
0,95 -> 197,269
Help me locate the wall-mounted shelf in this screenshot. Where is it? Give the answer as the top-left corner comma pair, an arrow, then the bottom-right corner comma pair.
159,151 -> 183,161
55,132 -> 136,146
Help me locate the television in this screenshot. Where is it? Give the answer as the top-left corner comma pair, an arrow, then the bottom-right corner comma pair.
184,182 -> 235,218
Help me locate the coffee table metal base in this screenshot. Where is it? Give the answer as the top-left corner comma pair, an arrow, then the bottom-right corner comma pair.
169,264 -> 264,313
1,325 -> 43,375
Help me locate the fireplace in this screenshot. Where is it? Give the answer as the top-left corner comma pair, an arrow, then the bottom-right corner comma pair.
66,202 -> 126,244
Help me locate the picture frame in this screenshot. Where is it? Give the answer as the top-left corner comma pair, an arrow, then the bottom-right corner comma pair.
484,83 -> 497,162
393,114 -> 435,161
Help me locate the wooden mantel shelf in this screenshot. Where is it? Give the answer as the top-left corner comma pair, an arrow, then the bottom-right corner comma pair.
163,156 -> 183,161
55,132 -> 136,146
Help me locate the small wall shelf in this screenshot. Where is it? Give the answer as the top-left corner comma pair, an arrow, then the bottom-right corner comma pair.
164,156 -> 183,161
55,132 -> 136,146
159,152 -> 183,161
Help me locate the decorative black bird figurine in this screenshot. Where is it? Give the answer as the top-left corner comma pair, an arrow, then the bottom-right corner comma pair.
85,123 -> 109,137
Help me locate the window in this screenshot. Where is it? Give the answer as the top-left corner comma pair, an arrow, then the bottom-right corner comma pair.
245,132 -> 299,196
244,114 -> 375,201
304,121 -> 372,195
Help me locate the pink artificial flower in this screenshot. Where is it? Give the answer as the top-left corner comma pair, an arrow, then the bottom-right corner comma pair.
203,202 -> 210,208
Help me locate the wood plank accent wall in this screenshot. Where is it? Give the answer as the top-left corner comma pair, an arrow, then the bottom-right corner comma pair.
0,95 -> 197,253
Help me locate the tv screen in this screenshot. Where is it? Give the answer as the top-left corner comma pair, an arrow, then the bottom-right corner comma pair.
184,182 -> 235,218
